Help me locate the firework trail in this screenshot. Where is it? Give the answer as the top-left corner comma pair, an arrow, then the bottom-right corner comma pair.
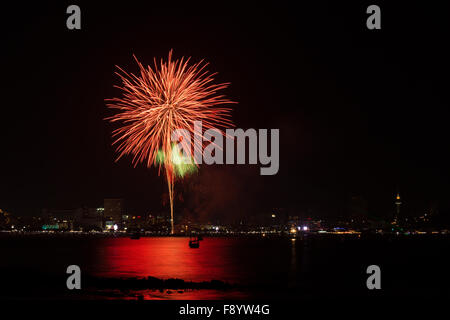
106,50 -> 235,234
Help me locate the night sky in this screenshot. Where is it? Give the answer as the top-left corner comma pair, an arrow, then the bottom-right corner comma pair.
2,1 -> 449,222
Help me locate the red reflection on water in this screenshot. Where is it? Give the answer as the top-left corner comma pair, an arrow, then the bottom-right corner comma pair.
91,237 -> 240,283
94,289 -> 250,300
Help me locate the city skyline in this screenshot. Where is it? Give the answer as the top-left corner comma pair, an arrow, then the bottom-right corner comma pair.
2,3 -> 450,224
1,190 -> 446,231
1,1 -> 449,309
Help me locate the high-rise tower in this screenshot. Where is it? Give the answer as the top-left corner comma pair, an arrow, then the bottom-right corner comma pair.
394,192 -> 402,223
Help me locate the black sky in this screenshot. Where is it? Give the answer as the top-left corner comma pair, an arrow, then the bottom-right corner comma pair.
1,1 -> 449,222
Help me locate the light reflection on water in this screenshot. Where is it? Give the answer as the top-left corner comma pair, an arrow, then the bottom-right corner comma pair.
1,234 -> 447,299
90,237 -> 291,285
88,289 -> 251,300
87,237 -> 293,299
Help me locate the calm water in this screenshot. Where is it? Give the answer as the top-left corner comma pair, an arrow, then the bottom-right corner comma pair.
90,237 -> 291,284
1,235 -> 449,299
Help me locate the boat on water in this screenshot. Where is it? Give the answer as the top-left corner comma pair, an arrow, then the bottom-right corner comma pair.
189,236 -> 200,248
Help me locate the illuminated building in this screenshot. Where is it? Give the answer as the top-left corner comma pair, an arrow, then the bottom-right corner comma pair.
41,207 -> 103,231
394,192 -> 402,223
42,208 -> 76,230
104,198 -> 124,229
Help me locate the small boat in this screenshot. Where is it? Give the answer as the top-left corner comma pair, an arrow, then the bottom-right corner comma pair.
189,236 -> 200,248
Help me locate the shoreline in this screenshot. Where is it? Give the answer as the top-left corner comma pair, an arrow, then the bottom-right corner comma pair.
1,230 -> 449,239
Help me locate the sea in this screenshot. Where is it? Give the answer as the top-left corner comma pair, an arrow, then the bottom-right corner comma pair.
0,234 -> 449,300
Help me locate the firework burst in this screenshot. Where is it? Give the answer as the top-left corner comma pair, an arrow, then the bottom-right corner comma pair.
106,50 -> 235,234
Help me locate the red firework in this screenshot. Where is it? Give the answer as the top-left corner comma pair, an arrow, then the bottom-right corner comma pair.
106,50 -> 235,233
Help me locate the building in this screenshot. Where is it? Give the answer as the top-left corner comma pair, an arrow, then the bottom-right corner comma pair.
104,198 -> 124,229
76,207 -> 103,231
394,192 -> 402,224
42,208 -> 77,230
41,207 -> 103,231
